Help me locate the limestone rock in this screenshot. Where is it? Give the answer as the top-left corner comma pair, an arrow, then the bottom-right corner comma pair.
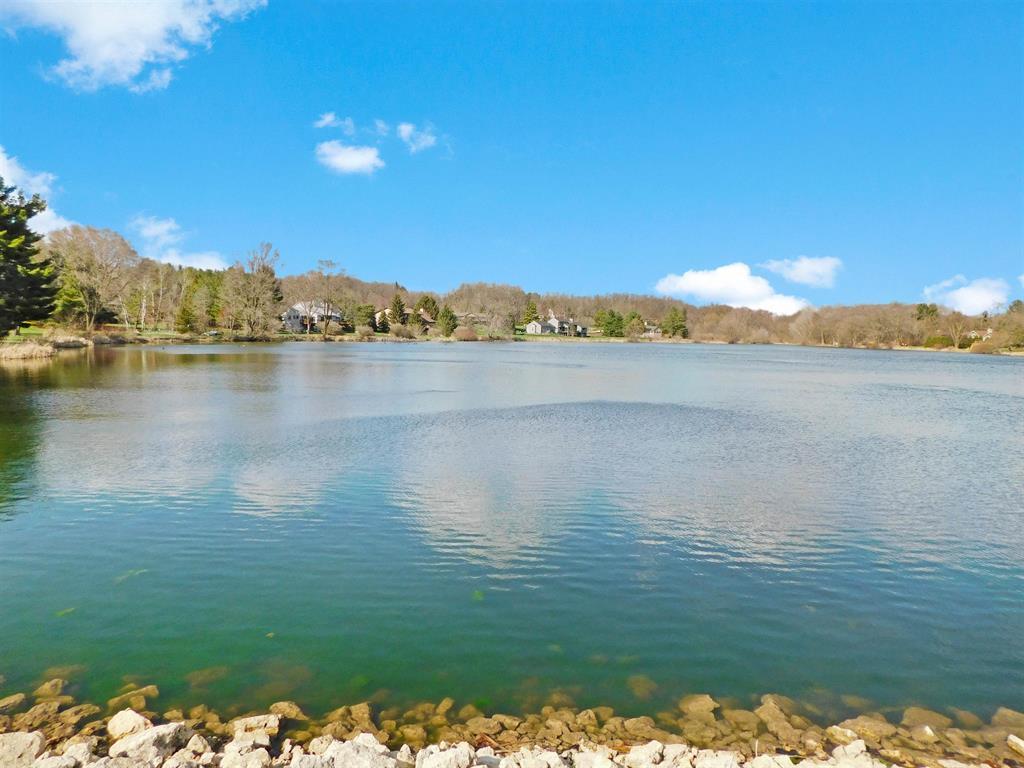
0,731 -> 46,767
33,680 -> 66,700
107,708 -> 152,739
108,721 -> 190,764
323,732 -> 399,768
106,685 -> 158,712
825,726 -> 858,746
1008,734 -> 1024,758
678,696 -> 719,716
622,740 -> 663,768
13,702 -> 60,732
992,707 -> 1024,731
31,756 -> 77,768
0,693 -> 27,714
693,749 -> 741,768
232,714 -> 281,738
59,704 -> 101,726
752,701 -> 801,746
835,716 -> 896,744
272,701 -> 310,721
900,707 -> 952,730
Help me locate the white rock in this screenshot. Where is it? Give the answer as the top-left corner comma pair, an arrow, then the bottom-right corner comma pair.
745,756 -> 794,768
63,741 -> 99,766
323,733 -> 399,768
624,741 -> 664,768
1008,734 -> 1024,758
693,751 -> 741,768
107,709 -> 152,740
32,757 -> 78,768
291,757 -> 332,768
0,732 -> 47,768
660,745 -> 696,768
309,736 -> 338,756
830,740 -> 866,761
420,743 -> 476,768
746,757 -> 794,768
221,747 -> 272,768
186,734 -> 212,754
108,722 -> 190,765
233,715 -> 282,738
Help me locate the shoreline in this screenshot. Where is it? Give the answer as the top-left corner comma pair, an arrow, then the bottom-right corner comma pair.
2,331 -> 1022,359
1,684 -> 1022,767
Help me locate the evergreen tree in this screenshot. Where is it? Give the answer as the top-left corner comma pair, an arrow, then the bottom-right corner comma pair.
626,314 -> 646,338
437,304 -> 458,337
599,309 -> 625,337
375,309 -> 389,333
0,176 -> 57,335
354,303 -> 377,328
414,293 -> 439,320
389,293 -> 407,327
663,306 -> 688,338
522,300 -> 539,324
175,289 -> 198,333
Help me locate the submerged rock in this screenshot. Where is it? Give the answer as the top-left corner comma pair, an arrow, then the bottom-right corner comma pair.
900,707 -> 952,730
0,693 -> 27,714
678,696 -> 719,716
992,707 -> 1024,731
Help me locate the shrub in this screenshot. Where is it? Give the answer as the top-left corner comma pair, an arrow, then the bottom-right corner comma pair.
454,326 -> 478,341
355,325 -> 375,340
969,340 -> 997,354
923,335 -> 954,349
391,324 -> 416,339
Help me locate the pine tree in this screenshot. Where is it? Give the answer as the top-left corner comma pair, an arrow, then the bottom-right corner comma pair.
663,306 -> 688,338
437,304 -> 458,337
522,300 -> 539,324
389,293 -> 407,327
0,177 -> 57,335
375,309 -> 389,333
414,293 -> 439,320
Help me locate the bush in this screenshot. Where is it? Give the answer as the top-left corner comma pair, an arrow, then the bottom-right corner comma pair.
969,340 -> 997,354
355,325 -> 375,340
391,324 -> 416,339
923,335 -> 954,348
454,326 -> 478,341
0,341 -> 56,360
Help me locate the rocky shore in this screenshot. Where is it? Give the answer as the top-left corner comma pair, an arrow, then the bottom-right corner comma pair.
1,681 -> 1022,768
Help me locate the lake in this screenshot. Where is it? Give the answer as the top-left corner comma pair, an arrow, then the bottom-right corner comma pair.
0,341 -> 1021,722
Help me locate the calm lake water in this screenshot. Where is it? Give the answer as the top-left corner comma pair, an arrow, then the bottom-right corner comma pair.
0,342 -> 1021,721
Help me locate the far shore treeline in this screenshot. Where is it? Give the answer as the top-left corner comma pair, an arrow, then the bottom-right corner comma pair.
2,177 -> 1023,352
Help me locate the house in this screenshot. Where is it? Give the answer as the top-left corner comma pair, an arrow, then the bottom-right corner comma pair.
967,328 -> 994,341
526,311 -> 587,337
642,323 -> 663,339
282,302 -> 342,332
525,319 -> 556,334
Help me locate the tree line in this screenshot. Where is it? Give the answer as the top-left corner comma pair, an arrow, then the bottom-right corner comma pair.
2,176 -> 1022,350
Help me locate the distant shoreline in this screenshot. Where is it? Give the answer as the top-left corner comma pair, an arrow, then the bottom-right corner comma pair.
3,330 -> 1022,360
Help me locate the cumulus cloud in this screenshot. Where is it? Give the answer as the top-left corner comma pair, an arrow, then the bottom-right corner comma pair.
315,140 -> 384,175
0,0 -> 266,92
761,255 -> 842,288
0,144 -> 74,234
313,112 -> 355,135
129,214 -> 227,269
397,122 -> 437,153
655,262 -> 810,316
923,275 -> 1010,315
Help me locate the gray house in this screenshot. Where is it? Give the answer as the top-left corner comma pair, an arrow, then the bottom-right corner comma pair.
526,312 -> 587,337
282,302 -> 342,332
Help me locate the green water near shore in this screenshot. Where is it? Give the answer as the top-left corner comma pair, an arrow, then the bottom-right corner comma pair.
0,343 -> 1021,719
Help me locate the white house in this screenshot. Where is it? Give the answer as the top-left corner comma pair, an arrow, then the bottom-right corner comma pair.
282,302 -> 342,332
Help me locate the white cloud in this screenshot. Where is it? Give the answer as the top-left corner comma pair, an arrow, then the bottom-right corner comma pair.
397,122 -> 437,153
1019,273 -> 1024,289
655,262 -> 810,316
314,112 -> 356,135
129,214 -> 227,269
761,255 -> 842,288
374,118 -> 389,137
0,144 -> 74,233
0,0 -> 266,92
923,275 -> 1010,315
315,140 -> 384,175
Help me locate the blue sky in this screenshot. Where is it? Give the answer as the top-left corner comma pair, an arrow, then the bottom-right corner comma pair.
0,0 -> 1021,314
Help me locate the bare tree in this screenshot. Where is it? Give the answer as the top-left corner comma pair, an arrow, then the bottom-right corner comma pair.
44,226 -> 140,331
944,311 -> 970,349
221,243 -> 283,337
